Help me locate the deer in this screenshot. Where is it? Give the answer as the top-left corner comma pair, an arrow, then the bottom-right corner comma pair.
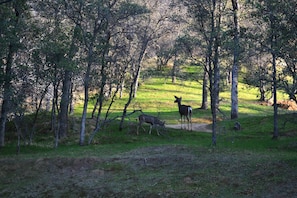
174,96 -> 192,130
137,114 -> 165,135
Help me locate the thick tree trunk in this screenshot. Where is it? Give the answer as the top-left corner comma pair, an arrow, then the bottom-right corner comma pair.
231,0 -> 240,120
0,2 -> 21,147
210,0 -> 222,146
58,70 -> 72,138
0,44 -> 14,147
58,25 -> 78,138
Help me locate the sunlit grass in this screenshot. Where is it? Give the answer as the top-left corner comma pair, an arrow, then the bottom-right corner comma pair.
73,75 -> 293,125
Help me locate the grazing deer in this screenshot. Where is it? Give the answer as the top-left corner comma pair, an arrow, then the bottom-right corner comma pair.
137,114 -> 165,135
174,96 -> 192,130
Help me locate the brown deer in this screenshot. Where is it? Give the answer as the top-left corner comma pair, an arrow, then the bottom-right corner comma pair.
137,114 -> 165,135
174,96 -> 192,130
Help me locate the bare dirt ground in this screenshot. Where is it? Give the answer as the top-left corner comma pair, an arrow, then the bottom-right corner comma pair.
166,123 -> 212,132
1,145 -> 296,197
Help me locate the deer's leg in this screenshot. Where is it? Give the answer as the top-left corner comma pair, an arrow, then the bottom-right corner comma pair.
149,124 -> 152,134
140,121 -> 146,132
189,113 -> 192,131
137,123 -> 140,135
188,109 -> 192,131
180,115 -> 183,129
137,121 -> 146,135
156,127 -> 160,136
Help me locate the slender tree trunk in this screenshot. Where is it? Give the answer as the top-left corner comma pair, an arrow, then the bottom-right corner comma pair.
133,40 -> 148,98
269,9 -> 278,139
212,42 -> 220,146
91,98 -> 99,119
272,48 -> 278,139
230,0 -> 240,119
133,66 -> 141,98
30,83 -> 50,144
172,56 -> 177,83
119,81 -> 135,131
79,47 -> 93,146
201,56 -> 209,109
69,82 -> 74,115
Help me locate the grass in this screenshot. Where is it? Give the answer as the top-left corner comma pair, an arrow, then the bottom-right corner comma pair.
1,69 -> 297,197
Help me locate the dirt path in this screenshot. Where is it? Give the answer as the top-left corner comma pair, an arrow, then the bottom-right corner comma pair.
166,123 -> 212,132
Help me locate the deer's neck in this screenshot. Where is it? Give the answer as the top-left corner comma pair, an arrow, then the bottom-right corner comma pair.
177,103 -> 183,111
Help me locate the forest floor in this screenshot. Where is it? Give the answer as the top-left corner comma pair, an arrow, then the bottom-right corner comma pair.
1,145 -> 296,197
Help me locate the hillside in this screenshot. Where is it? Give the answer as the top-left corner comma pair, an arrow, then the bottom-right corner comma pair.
1,74 -> 297,197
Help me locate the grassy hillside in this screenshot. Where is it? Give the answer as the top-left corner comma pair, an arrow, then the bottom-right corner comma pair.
1,68 -> 297,197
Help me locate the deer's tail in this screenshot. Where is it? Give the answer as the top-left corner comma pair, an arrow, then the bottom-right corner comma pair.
188,107 -> 192,118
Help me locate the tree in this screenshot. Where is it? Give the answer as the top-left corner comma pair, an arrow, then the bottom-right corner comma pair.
230,0 -> 240,119
0,0 -> 27,147
183,0 -> 224,145
250,0 -> 297,139
276,2 -> 297,102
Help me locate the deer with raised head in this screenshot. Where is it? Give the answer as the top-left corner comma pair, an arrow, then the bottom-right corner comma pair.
174,96 -> 192,130
137,114 -> 165,135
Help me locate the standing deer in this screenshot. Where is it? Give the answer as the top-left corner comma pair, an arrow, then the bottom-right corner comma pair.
137,114 -> 165,135
174,96 -> 192,130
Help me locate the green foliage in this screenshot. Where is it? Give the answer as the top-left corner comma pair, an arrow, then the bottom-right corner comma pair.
118,2 -> 150,17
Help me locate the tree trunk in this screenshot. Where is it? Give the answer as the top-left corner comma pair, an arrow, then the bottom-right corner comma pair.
119,81 -> 135,131
133,66 -> 141,98
230,0 -> 240,120
69,82 -> 74,115
269,8 -> 278,139
133,40 -> 148,98
210,0 -> 222,146
172,56 -> 177,83
0,44 -> 13,147
79,47 -> 92,146
58,24 -> 78,138
200,56 -> 209,109
272,47 -> 278,139
58,70 -> 72,138
0,2 -> 21,147
212,42 -> 220,146
259,79 -> 266,101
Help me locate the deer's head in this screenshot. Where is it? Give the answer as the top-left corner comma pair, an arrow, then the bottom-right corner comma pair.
174,96 -> 182,104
